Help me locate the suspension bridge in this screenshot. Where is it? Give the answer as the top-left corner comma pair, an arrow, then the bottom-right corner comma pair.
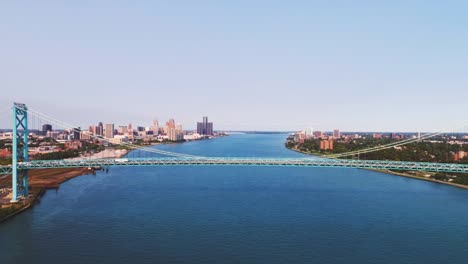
1,103 -> 468,203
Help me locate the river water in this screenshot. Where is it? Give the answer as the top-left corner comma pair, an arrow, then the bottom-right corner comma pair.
1,134 -> 468,263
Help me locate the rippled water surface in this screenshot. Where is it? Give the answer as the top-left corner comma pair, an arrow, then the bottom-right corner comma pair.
1,134 -> 468,264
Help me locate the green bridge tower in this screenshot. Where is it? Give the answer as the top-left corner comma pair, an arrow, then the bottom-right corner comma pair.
11,102 -> 29,203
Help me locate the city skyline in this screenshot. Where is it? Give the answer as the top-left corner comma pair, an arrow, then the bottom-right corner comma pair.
1,1 -> 468,132
1,108 -> 466,133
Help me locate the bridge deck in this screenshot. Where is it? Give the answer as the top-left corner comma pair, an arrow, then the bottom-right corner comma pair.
1,158 -> 468,174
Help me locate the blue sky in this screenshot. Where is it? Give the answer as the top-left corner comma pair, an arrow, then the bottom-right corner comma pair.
1,1 -> 467,132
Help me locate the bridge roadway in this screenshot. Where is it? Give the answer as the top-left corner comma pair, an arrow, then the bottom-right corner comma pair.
1,157 -> 468,174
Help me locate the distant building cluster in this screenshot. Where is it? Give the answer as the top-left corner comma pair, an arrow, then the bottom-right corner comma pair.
292,128 -> 341,150
197,116 -> 213,136
67,115 -> 217,144
0,115 -> 226,158
6,115 -> 218,145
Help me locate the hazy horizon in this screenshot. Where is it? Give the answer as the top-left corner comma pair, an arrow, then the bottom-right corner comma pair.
1,1 -> 468,132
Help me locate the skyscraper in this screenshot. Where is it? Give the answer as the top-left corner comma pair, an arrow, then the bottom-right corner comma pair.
95,122 -> 104,136
151,119 -> 159,135
305,127 -> 313,138
42,124 -> 52,133
167,126 -> 184,141
105,124 -> 115,139
167,119 -> 175,128
95,126 -> 103,136
73,127 -> 81,140
197,116 -> 214,136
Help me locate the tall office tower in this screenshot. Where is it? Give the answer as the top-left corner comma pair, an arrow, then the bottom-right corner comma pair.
73,127 -> 81,140
151,119 -> 159,135
206,122 -> 213,135
105,124 -> 115,139
167,127 -> 176,141
196,116 -> 214,135
305,127 -> 313,138
95,126 -> 103,136
196,122 -> 203,135
167,127 -> 184,141
333,129 -> 340,138
128,123 -> 132,130
96,122 -> 104,136
167,119 -> 175,128
42,124 -> 52,134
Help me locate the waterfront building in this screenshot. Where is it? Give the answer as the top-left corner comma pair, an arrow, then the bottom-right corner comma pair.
168,127 -> 184,141
197,116 -> 214,135
105,124 -> 115,139
196,123 -> 202,135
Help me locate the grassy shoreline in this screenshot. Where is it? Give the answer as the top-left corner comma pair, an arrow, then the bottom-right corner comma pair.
287,146 -> 468,190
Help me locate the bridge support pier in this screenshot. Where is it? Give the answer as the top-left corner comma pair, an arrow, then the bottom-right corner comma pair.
11,103 -> 28,203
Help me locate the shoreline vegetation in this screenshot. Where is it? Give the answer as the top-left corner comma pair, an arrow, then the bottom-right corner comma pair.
287,146 -> 468,190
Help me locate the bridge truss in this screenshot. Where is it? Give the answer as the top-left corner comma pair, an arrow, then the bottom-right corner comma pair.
2,102 -> 468,203
1,158 -> 468,174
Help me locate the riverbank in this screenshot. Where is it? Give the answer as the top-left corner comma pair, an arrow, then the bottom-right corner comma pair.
0,148 -> 128,223
286,145 -> 468,190
372,169 -> 468,190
